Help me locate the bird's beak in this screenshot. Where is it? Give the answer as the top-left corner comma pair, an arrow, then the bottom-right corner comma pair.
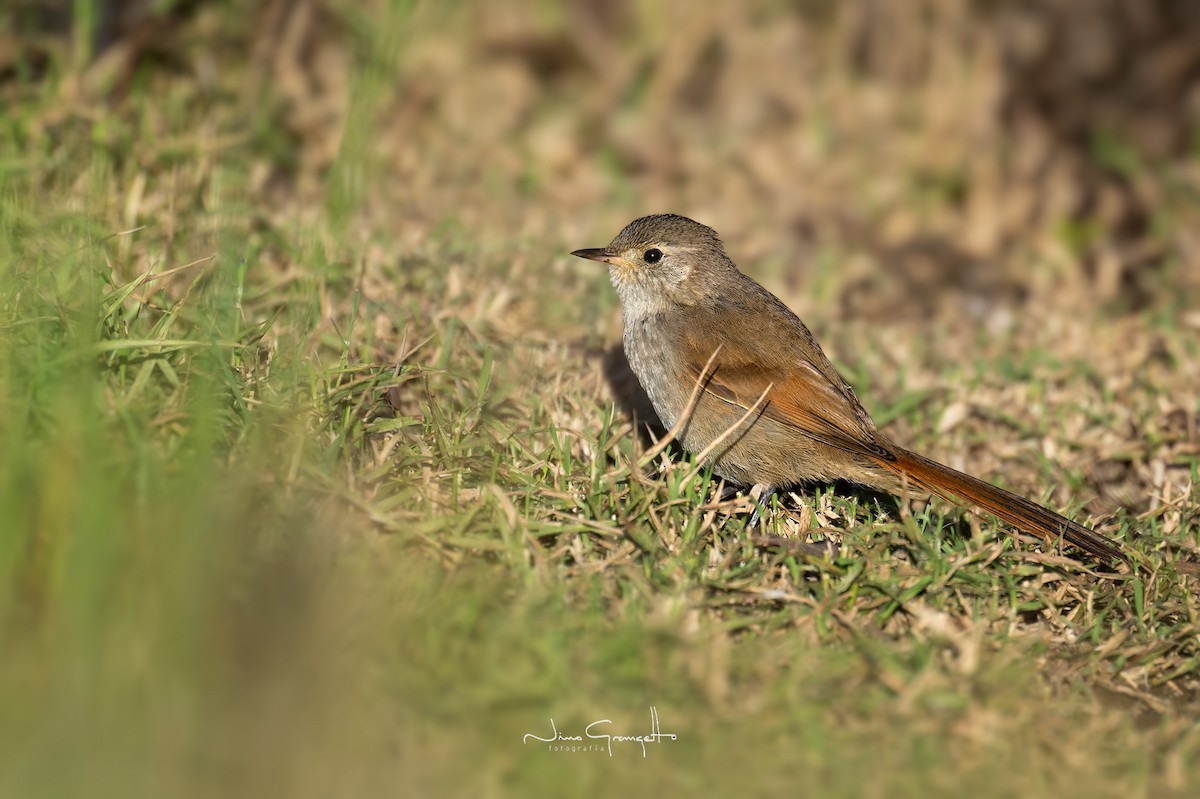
570,247 -> 618,265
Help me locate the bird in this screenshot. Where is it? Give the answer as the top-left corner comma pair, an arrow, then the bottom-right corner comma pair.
571,213 -> 1126,564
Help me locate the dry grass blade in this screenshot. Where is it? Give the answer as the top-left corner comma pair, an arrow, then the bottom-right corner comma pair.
636,343 -> 723,467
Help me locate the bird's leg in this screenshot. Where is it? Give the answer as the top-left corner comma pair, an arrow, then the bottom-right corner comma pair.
747,483 -> 778,529
716,483 -> 778,527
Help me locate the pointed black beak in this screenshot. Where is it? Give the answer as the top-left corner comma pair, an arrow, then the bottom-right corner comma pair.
570,248 -> 616,264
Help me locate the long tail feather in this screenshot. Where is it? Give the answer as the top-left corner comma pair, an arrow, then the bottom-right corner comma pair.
875,448 -> 1126,564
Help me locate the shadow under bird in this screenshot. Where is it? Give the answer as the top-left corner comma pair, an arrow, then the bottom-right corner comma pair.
572,214 -> 1126,565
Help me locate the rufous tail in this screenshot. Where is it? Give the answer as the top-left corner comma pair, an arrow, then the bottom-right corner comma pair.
874,447 -> 1126,564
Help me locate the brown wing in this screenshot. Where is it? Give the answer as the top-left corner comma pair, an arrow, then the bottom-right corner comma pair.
678,330 -> 896,463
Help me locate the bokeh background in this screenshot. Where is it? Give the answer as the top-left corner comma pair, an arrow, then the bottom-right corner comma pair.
10,0 -> 1200,300
3,1 -> 1200,796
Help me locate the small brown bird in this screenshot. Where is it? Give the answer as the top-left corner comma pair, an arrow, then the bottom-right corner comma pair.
572,214 -> 1125,563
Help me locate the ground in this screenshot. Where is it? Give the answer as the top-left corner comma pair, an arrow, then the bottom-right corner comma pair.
1,2 -> 1199,797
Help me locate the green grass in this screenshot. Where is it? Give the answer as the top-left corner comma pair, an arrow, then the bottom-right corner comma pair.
2,2 -> 1200,797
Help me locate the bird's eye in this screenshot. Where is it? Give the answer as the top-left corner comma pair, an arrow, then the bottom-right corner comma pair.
643,248 -> 663,264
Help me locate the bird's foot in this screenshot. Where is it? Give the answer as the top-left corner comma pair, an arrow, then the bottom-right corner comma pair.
747,484 -> 778,529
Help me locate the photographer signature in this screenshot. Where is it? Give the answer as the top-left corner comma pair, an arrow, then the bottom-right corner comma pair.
522,707 -> 677,757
